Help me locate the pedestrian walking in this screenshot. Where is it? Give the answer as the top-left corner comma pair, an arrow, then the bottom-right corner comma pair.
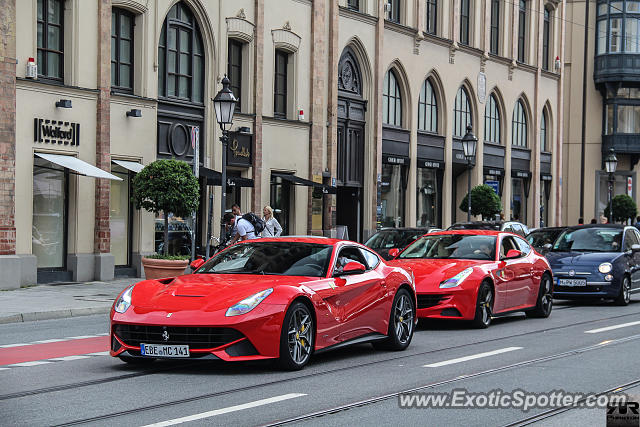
262,205 -> 283,237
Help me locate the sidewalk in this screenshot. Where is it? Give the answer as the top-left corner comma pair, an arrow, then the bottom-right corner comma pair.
0,277 -> 140,324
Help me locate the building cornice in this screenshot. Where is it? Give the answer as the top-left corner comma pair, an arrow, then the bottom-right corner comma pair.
338,7 -> 378,25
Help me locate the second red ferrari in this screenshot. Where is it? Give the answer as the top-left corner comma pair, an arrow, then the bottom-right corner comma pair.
387,230 -> 553,328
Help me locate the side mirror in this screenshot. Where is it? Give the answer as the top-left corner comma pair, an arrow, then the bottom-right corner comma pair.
335,261 -> 366,277
190,258 -> 205,271
388,248 -> 400,258
542,243 -> 552,254
504,249 -> 522,260
632,244 -> 640,253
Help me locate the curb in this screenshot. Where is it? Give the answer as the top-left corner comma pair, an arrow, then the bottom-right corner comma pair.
0,306 -> 111,325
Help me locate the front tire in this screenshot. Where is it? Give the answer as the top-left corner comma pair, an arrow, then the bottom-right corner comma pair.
373,288 -> 415,351
277,301 -> 314,371
614,276 -> 631,306
527,273 -> 553,318
471,282 -> 493,329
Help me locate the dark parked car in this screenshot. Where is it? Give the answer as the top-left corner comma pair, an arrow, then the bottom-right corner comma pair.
448,221 -> 529,237
546,225 -> 640,305
364,227 -> 440,260
526,227 -> 567,253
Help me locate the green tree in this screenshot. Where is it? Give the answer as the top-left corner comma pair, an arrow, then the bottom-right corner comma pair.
459,184 -> 502,220
131,159 -> 200,256
604,194 -> 638,223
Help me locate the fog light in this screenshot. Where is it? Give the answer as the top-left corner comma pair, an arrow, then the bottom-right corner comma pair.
605,274 -> 613,282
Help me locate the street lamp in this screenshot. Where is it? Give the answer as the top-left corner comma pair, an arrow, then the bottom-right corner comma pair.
213,75 -> 237,244
461,125 -> 478,222
605,148 -> 618,224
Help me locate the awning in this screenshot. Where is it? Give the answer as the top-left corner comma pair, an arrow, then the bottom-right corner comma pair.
200,167 -> 254,187
112,159 -> 144,173
272,172 -> 337,194
35,153 -> 122,181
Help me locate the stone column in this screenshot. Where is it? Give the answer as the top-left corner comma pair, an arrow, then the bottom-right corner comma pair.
371,0 -> 384,237
252,0 -> 264,214
94,0 -> 114,280
325,0 -> 339,232
0,0 -> 20,289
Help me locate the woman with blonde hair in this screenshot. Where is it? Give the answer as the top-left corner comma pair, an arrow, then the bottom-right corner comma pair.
262,205 -> 283,237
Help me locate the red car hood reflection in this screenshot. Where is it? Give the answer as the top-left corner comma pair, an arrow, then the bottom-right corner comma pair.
387,258 -> 492,291
131,274 -> 301,313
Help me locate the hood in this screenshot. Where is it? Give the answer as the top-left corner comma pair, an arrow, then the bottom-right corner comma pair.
546,251 -> 622,267
388,258 -> 489,289
130,274 -> 297,313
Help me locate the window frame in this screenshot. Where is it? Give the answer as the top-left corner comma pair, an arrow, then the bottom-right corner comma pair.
540,109 -> 549,152
227,38 -> 243,113
460,0 -> 470,45
453,86 -> 472,138
388,0 -> 401,23
418,78 -> 438,133
512,100 -> 528,148
490,0 -> 500,55
542,7 -> 551,70
347,0 -> 360,12
111,7 -> 135,92
274,49 -> 289,119
426,0 -> 437,35
383,69 -> 403,127
37,0 -> 64,81
517,0 -> 527,63
484,94 -> 501,144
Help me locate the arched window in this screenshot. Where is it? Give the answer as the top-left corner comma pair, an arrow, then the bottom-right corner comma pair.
158,2 -> 205,103
418,78 -> 438,133
517,0 -> 527,62
540,108 -> 550,152
542,7 -> 551,70
512,100 -> 528,147
383,69 -> 402,126
453,86 -> 472,137
484,94 -> 501,144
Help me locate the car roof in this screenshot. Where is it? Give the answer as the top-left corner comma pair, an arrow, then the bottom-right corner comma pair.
377,227 -> 435,231
427,229 -> 503,236
528,227 -> 566,232
565,224 -> 625,230
246,236 -> 344,245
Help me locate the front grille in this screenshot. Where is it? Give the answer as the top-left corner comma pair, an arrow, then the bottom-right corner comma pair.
113,324 -> 244,349
417,294 -> 446,309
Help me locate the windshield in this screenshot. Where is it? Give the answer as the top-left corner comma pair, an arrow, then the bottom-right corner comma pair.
197,242 -> 333,276
365,230 -> 424,250
527,230 -> 562,250
552,228 -> 622,252
448,223 -> 500,231
398,234 -> 497,260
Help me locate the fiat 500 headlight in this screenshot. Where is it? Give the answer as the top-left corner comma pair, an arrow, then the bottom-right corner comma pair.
114,285 -> 134,313
598,263 -> 613,274
226,288 -> 273,317
440,267 -> 474,289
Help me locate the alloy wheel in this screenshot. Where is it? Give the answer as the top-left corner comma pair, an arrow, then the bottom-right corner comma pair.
394,293 -> 414,344
479,286 -> 493,326
287,306 -> 313,365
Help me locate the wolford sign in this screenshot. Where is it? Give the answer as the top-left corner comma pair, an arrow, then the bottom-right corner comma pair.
34,118 -> 80,146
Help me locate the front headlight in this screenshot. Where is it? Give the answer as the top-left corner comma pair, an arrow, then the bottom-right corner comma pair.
598,263 -> 613,274
440,267 -> 474,289
114,285 -> 134,313
225,288 -> 273,317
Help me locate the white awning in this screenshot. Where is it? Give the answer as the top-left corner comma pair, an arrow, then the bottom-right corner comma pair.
112,159 -> 145,173
35,153 -> 122,181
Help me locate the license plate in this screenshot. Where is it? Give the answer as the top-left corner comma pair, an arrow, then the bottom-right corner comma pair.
140,343 -> 190,358
558,278 -> 587,287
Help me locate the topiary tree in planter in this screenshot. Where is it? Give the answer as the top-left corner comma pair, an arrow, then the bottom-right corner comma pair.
605,194 -> 638,223
132,159 -> 200,257
459,184 -> 502,220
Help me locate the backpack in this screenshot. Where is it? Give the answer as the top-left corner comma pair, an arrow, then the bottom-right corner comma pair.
241,212 -> 265,234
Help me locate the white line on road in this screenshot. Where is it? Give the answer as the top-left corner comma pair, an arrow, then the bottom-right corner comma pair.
9,361 -> 53,367
0,343 -> 30,348
423,347 -> 523,368
140,393 -> 308,427
48,355 -> 91,361
86,351 -> 110,356
67,335 -> 100,340
33,339 -> 68,344
585,320 -> 640,334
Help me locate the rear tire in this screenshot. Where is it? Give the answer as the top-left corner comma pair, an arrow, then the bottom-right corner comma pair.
614,276 -> 631,306
471,282 -> 493,329
277,301 -> 314,371
527,273 -> 553,318
373,288 -> 415,351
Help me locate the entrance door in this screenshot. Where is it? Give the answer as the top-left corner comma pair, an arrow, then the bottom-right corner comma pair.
336,187 -> 361,241
337,121 -> 364,242
110,165 -> 131,266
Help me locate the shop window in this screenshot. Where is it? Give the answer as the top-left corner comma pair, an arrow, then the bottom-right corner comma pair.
417,168 -> 439,227
228,39 -> 243,112
110,165 -> 131,266
111,8 -> 134,92
418,78 -> 438,133
383,69 -> 403,127
453,86 -> 472,137
426,0 -> 437,35
484,94 -> 501,144
37,0 -> 64,80
511,178 -> 527,223
274,49 -> 288,118
381,164 -> 406,228
33,158 -> 67,269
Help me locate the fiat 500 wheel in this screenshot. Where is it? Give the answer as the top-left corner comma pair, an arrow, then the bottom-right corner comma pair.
373,288 -> 415,351
278,301 -> 315,370
614,276 -> 631,306
471,282 -> 493,329
527,273 -> 553,318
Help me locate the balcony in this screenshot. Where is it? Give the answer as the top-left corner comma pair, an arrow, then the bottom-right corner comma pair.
594,53 -> 640,85
602,134 -> 640,154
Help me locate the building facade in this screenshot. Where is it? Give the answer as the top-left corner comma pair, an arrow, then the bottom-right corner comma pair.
0,0 -> 565,288
562,0 -> 640,225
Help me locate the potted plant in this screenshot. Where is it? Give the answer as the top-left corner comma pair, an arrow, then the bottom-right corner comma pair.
132,159 -> 200,279
605,194 -> 638,224
459,184 -> 503,220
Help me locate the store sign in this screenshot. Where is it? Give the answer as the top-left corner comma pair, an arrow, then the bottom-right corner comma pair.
383,155 -> 409,166
513,171 -> 530,179
486,180 -> 500,195
226,132 -> 252,167
34,118 -> 80,146
486,169 -> 503,177
628,177 -> 633,196
419,160 -> 441,169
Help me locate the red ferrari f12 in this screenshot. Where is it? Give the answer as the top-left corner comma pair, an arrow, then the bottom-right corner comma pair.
387,230 -> 553,328
110,238 -> 416,370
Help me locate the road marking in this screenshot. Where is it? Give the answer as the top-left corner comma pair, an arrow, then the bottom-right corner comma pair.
9,361 -> 53,367
140,393 -> 308,427
48,355 -> 91,361
68,335 -> 101,340
86,351 -> 110,356
0,368 -> 10,371
585,320 -> 640,334
0,343 -> 30,348
423,347 -> 523,368
33,339 -> 68,344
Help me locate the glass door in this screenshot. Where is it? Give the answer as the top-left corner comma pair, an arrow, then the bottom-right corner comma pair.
110,165 -> 130,266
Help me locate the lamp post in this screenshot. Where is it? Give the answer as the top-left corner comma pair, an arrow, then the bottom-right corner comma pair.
461,125 -> 478,222
605,148 -> 618,224
212,75 -> 237,245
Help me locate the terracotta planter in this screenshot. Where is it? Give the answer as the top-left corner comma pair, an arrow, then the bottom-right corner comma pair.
141,257 -> 189,280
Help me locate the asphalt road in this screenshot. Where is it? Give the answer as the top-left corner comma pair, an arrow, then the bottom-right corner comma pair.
2,299 -> 640,426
